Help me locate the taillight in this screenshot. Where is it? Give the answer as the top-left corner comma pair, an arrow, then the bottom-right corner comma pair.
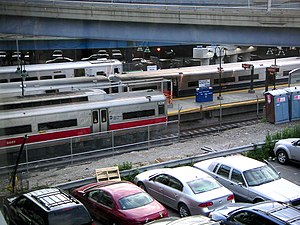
199,202 -> 213,208
227,194 -> 234,201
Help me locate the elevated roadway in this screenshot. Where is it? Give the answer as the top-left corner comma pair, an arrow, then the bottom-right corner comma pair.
0,0 -> 300,50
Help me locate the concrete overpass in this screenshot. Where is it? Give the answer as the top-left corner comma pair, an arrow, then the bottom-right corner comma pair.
0,0 -> 300,50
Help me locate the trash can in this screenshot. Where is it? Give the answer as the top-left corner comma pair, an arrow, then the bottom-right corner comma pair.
196,87 -> 213,103
285,86 -> 300,121
264,89 -> 289,124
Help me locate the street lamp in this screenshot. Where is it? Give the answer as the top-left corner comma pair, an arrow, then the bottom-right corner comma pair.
212,46 -> 228,100
266,47 -> 285,90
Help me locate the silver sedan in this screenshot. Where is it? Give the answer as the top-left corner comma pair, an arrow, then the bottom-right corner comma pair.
133,166 -> 235,217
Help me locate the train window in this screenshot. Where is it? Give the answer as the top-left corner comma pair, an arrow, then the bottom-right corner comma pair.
123,109 -> 155,120
101,110 -> 107,123
0,79 -> 8,83
158,105 -> 165,115
54,74 -> 66,79
238,74 -> 259,81
26,77 -> 38,81
96,71 -> 106,76
93,111 -> 98,124
187,81 -> 198,87
114,68 -> 119,74
40,75 -> 52,80
132,86 -> 157,91
213,77 -> 235,85
10,77 -> 22,82
74,68 -> 85,77
38,119 -> 77,131
0,125 -> 32,136
283,71 -> 290,76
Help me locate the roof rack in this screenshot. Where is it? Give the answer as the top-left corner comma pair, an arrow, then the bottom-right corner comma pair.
29,188 -> 78,210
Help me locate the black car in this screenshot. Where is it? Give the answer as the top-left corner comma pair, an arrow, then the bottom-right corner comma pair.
210,201 -> 300,225
2,187 -> 94,225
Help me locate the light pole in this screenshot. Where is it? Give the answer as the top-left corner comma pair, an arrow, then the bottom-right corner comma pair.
213,46 -> 227,100
266,47 -> 285,90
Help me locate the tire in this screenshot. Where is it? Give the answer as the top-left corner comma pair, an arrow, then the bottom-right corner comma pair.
276,150 -> 289,165
137,182 -> 147,192
178,203 -> 191,218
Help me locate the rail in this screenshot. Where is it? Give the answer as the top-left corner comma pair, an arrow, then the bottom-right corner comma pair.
55,141 -> 265,190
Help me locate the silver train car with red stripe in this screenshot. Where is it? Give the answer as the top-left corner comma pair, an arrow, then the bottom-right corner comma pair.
0,89 -> 167,148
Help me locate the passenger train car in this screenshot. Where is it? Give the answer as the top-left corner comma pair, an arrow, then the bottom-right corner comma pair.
0,58 -> 123,83
116,57 -> 300,97
1,57 -> 299,98
0,89 -> 167,148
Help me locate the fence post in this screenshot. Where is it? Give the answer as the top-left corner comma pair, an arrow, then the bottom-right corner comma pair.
112,130 -> 115,156
70,138 -> 73,164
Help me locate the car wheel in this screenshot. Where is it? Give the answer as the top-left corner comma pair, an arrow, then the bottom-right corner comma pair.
178,203 -> 191,217
137,182 -> 147,192
277,150 -> 289,164
3,208 -> 11,225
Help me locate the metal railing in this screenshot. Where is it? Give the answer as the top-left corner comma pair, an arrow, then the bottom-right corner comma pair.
0,121 -> 179,175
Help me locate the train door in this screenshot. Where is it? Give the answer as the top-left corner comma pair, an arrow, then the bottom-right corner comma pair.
92,109 -> 108,133
172,78 -> 179,97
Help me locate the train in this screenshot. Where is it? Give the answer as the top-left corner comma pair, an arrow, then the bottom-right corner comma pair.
1,57 -> 300,98
0,89 -> 167,148
0,58 -> 123,83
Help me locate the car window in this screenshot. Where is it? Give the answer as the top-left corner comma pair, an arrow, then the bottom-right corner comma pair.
15,196 -> 46,225
118,192 -> 154,210
216,164 -> 231,178
49,206 -> 92,225
99,191 -> 114,208
243,165 -> 280,186
154,174 -> 169,185
231,169 -> 246,185
231,211 -> 275,225
88,190 -> 103,202
188,177 -> 221,194
167,176 -> 183,191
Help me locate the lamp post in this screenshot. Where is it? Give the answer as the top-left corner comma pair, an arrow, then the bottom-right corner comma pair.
266,47 -> 285,90
213,46 -> 227,100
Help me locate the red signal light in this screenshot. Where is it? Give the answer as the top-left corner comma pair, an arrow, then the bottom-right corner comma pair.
156,47 -> 161,52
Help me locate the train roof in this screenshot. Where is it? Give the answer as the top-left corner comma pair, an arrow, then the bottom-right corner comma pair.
0,58 -> 122,73
0,90 -> 166,120
118,57 -> 300,79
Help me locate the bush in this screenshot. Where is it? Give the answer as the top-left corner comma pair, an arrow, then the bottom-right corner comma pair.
246,124 -> 300,161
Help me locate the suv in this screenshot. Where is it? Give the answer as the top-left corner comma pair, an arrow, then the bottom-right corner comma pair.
2,187 -> 94,225
273,138 -> 300,164
210,201 -> 300,225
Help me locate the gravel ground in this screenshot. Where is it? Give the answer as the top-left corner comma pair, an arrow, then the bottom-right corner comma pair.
2,120 -> 300,191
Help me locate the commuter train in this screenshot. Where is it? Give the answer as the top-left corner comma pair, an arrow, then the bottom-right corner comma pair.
1,57 -> 300,98
0,58 -> 123,83
0,89 -> 167,148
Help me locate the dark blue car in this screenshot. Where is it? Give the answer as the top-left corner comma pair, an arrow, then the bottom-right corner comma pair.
210,201 -> 300,225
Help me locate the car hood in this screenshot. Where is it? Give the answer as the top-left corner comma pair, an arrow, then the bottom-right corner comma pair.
250,178 -> 300,202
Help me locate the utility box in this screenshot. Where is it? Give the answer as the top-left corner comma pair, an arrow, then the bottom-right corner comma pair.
196,87 -> 213,103
285,86 -> 300,121
264,89 -> 289,124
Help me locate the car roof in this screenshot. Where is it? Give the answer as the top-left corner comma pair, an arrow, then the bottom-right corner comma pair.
99,181 -> 143,200
198,155 -> 266,172
165,166 -> 212,182
244,201 -> 300,224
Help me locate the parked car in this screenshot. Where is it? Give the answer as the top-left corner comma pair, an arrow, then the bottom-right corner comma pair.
210,201 -> 300,225
146,215 -> 220,225
273,138 -> 300,164
133,166 -> 235,217
194,155 -> 300,207
2,187 -> 94,225
71,180 -> 168,225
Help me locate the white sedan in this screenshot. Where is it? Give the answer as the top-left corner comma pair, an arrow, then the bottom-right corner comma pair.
273,138 -> 300,164
133,166 -> 235,217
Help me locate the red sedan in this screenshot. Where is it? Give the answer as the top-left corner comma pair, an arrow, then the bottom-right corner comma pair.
71,180 -> 168,225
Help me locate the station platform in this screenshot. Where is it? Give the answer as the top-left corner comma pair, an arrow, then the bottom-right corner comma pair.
167,86 -> 281,117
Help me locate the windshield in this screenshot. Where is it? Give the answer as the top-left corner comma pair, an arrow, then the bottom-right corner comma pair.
188,177 -> 221,194
118,192 -> 154,210
243,165 -> 280,186
49,205 -> 91,225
